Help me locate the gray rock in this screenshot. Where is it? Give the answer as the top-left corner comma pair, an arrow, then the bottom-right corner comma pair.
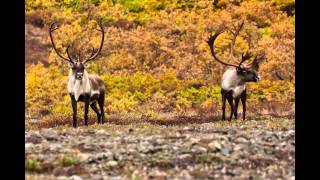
109,176 -> 122,180
91,174 -> 104,180
25,143 -> 33,150
41,129 -> 59,141
208,141 -> 222,151
56,176 -> 69,180
26,132 -> 43,144
234,144 -> 246,151
235,137 -> 249,144
178,154 -> 193,160
106,160 -> 118,167
71,175 -> 83,180
96,129 -> 106,134
221,146 -> 233,155
191,145 -> 207,153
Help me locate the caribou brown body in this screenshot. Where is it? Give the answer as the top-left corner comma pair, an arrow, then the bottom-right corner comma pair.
49,21 -> 105,127
207,21 -> 265,121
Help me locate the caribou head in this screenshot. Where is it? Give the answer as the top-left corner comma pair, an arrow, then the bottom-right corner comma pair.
49,21 -> 105,80
207,22 -> 265,84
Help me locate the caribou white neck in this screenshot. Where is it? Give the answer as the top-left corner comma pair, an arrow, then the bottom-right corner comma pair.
221,69 -> 247,98
67,70 -> 91,101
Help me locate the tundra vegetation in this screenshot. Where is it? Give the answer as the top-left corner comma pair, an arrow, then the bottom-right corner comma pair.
25,0 -> 294,179
25,0 -> 294,124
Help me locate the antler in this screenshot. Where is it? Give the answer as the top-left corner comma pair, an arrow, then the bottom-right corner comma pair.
49,22 -> 75,64
207,20 -> 266,71
82,22 -> 105,64
249,53 -> 266,71
207,27 -> 239,68
275,70 -> 284,80
229,20 -> 254,69
228,20 -> 244,59
238,51 -> 253,69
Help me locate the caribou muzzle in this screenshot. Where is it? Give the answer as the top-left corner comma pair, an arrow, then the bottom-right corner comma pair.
254,75 -> 261,82
76,72 -> 84,80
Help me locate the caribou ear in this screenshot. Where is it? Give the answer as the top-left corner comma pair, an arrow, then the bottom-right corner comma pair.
236,67 -> 243,74
251,53 -> 266,71
68,62 -> 74,68
84,62 -> 91,68
250,62 -> 259,71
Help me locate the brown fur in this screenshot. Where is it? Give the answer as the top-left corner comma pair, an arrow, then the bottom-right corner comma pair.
88,74 -> 105,92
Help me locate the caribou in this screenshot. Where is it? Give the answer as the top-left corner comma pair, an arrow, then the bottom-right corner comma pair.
207,21 -> 266,121
49,21 -> 105,127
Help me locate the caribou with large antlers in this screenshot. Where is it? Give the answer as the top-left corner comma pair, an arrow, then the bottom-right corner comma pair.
49,21 -> 105,127
207,21 -> 265,121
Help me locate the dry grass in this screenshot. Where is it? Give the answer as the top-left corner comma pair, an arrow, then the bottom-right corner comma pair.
26,101 -> 294,130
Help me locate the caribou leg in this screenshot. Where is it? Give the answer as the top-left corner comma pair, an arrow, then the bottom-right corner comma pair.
98,92 -> 105,124
84,97 -> 90,126
90,102 -> 101,124
227,96 -> 234,121
70,95 -> 77,128
234,98 -> 240,119
240,90 -> 247,120
221,93 -> 227,120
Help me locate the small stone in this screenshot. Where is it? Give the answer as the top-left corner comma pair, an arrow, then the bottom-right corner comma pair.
221,167 -> 227,174
56,176 -> 68,180
91,174 -> 104,180
228,129 -> 237,135
173,146 -> 179,151
96,129 -> 106,134
148,169 -> 167,179
109,176 -> 122,180
41,129 -> 59,141
183,126 -> 190,130
78,153 -> 90,161
234,144 -> 245,151
106,160 -> 118,167
71,175 -> 83,180
178,154 -> 193,160
176,132 -> 182,137
208,141 -> 222,151
192,145 -> 207,153
25,143 -> 33,149
190,138 -> 201,144
235,137 -> 249,144
221,146 -> 232,155
287,130 -> 295,135
26,132 -> 42,144
180,170 -> 193,179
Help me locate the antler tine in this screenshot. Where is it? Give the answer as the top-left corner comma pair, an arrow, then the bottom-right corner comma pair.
238,51 -> 253,67
49,22 -> 74,64
88,46 -> 96,57
207,26 -> 239,68
49,22 -> 59,32
246,31 -> 253,49
82,21 -> 105,64
66,45 -> 75,61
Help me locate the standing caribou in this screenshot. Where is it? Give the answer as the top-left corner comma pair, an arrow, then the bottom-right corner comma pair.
207,21 -> 265,121
49,21 -> 105,127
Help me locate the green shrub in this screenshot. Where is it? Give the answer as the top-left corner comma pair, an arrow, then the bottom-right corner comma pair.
25,159 -> 42,172
259,27 -> 272,37
53,154 -> 80,167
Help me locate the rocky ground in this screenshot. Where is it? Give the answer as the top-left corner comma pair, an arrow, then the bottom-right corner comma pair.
25,116 -> 295,180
